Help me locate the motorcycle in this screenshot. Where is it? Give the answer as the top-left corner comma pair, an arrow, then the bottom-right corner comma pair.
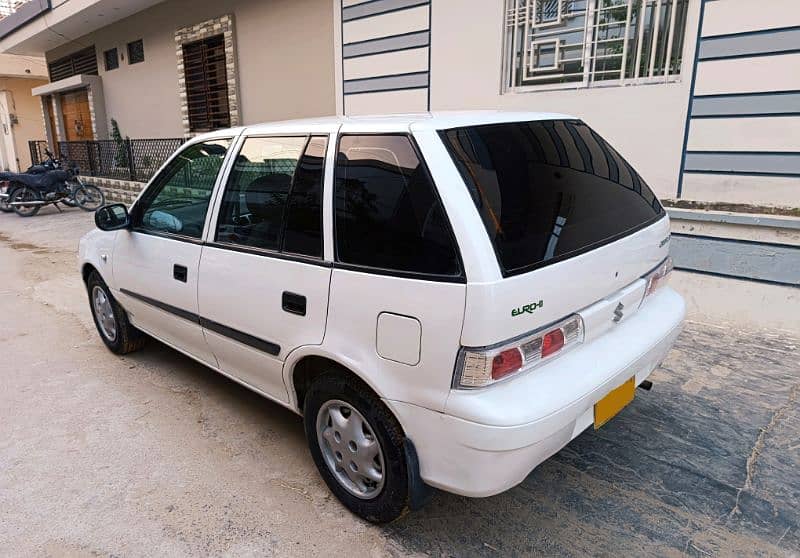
0,149 -> 62,213
0,151 -> 105,217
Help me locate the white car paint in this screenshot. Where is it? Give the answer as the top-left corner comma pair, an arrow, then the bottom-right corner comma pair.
79,111 -> 685,498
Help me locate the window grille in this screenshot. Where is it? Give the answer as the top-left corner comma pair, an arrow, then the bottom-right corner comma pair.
181,34 -> 231,133
104,48 -> 118,71
505,0 -> 689,90
48,46 -> 98,82
127,39 -> 144,64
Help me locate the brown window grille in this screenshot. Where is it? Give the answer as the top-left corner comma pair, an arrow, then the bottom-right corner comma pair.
48,46 -> 98,82
181,34 -> 231,133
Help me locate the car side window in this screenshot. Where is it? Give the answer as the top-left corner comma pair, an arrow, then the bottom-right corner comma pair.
136,139 -> 231,238
334,134 -> 461,276
283,136 -> 327,257
215,135 -> 326,257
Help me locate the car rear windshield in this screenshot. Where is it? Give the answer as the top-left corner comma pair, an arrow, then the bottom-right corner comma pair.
440,120 -> 664,276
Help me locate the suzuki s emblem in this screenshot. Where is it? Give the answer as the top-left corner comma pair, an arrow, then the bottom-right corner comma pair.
613,302 -> 625,323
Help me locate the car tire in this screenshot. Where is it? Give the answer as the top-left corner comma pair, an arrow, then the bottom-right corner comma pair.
87,271 -> 146,355
304,373 -> 409,523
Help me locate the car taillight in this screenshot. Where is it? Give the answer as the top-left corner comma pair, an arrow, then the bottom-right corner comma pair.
642,256 -> 674,301
454,314 -> 584,389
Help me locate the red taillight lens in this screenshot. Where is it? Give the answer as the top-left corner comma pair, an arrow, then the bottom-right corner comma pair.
541,328 -> 565,358
455,314 -> 584,388
491,348 -> 523,380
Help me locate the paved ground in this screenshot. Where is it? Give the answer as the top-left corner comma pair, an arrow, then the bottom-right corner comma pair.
0,206 -> 798,557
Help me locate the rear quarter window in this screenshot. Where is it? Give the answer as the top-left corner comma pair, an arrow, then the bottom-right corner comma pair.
334,134 -> 461,278
441,120 -> 664,276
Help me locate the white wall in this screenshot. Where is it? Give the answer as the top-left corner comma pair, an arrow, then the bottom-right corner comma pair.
45,0 -> 336,139
680,0 -> 800,209
426,0 -> 703,201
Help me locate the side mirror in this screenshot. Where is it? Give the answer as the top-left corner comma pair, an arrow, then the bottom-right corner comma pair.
95,203 -> 130,231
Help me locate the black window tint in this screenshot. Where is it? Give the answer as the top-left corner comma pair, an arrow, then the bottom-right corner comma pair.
136,139 -> 231,239
282,136 -> 326,257
215,136 -> 306,251
441,120 -> 663,276
334,135 -> 460,276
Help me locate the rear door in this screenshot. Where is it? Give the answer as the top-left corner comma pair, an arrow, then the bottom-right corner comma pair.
113,137 -> 233,365
198,133 -> 332,402
323,133 -> 467,412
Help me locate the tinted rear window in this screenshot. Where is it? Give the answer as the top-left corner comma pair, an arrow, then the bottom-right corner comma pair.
441,120 -> 663,276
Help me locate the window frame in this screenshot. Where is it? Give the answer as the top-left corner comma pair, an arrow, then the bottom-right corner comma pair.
181,34 -> 231,133
127,39 -> 145,65
131,137 -> 235,244
502,0 -> 691,94
205,132 -> 331,268
103,47 -> 119,71
332,132 -> 466,284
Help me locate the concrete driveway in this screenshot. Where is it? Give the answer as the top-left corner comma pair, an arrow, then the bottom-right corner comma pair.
1,207 -> 798,557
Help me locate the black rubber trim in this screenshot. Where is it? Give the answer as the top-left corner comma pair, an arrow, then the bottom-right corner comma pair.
404,438 -> 434,511
199,317 -> 281,356
204,241 -> 332,268
120,288 -> 199,323
120,288 -> 282,355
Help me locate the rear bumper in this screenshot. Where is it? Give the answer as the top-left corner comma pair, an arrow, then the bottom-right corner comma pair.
386,287 -> 685,497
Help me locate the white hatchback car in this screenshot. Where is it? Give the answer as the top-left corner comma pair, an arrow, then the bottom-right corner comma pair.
80,112 -> 684,523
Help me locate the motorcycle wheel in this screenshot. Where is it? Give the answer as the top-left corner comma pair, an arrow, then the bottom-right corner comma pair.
11,186 -> 41,217
75,185 -> 105,212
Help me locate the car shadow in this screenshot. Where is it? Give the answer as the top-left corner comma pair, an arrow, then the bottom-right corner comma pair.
115,326 -> 800,556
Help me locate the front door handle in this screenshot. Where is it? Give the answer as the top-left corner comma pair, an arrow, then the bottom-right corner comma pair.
282,292 -> 306,316
173,264 -> 188,283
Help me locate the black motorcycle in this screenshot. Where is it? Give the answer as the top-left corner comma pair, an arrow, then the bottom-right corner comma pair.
0,151 -> 105,217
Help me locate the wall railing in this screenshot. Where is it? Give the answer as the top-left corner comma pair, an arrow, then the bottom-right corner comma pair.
29,138 -> 185,183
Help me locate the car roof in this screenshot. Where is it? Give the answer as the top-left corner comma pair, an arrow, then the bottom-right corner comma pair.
189,111 -> 578,141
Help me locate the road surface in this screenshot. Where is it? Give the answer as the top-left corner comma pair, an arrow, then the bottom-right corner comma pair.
1,208 -> 797,556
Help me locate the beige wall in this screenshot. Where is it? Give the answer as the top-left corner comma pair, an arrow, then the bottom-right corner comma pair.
46,0 -> 336,139
427,0 -> 703,201
0,77 -> 47,170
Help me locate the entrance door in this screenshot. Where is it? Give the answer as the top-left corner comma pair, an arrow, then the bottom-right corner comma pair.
60,89 -> 93,141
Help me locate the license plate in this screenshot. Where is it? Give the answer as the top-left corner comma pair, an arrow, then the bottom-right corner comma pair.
594,377 -> 635,429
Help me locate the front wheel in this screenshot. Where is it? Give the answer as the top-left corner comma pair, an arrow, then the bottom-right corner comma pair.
75,184 -> 105,211
10,186 -> 41,217
304,373 -> 409,523
0,196 -> 11,212
87,271 -> 146,354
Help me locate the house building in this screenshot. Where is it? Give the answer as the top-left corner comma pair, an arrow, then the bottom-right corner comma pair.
0,52 -> 47,170
0,0 -> 796,327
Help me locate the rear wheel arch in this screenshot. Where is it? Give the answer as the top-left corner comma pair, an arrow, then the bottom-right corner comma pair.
289,354 -> 386,416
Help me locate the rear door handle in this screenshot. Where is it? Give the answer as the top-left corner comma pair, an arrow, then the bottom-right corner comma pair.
282,292 -> 306,316
173,264 -> 188,283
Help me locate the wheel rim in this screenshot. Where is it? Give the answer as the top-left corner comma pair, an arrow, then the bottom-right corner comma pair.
316,400 -> 386,499
92,285 -> 117,342
76,187 -> 104,210
13,189 -> 38,214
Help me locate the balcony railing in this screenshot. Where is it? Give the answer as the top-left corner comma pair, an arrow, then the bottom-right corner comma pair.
29,138 -> 185,183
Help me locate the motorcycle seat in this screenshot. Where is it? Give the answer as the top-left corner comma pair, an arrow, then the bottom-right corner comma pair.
0,170 -> 70,190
